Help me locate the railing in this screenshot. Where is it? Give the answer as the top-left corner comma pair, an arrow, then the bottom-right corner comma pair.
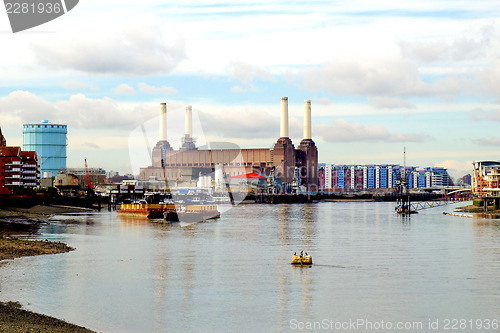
411,200 -> 452,211
5,168 -> 21,172
5,182 -> 22,186
410,194 -> 470,212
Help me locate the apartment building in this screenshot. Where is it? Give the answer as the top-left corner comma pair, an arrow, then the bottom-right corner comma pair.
318,164 -> 450,191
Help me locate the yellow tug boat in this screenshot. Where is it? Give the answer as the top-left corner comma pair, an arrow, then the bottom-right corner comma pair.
291,253 -> 313,265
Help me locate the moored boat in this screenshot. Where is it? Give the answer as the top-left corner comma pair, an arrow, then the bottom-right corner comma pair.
395,205 -> 418,215
164,204 -> 220,223
117,203 -> 181,219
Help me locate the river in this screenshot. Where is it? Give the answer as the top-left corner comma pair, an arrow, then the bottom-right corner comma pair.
0,201 -> 499,332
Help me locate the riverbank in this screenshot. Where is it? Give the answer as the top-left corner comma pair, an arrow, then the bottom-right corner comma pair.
0,301 -> 94,333
0,236 -> 74,261
0,205 -> 82,259
0,205 -> 96,333
455,204 -> 500,214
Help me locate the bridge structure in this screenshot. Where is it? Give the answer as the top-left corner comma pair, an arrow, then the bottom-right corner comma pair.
409,187 -> 472,212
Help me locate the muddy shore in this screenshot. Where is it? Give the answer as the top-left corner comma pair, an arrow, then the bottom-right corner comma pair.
0,301 -> 94,333
455,204 -> 500,214
0,205 -> 96,333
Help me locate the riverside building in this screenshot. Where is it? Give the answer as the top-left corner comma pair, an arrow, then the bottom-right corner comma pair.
319,164 -> 451,191
0,126 -> 40,196
139,98 -> 319,192
472,161 -> 500,197
23,120 -> 67,177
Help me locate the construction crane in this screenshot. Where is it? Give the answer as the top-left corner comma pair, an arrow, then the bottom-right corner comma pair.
83,159 -> 97,209
84,159 -> 94,190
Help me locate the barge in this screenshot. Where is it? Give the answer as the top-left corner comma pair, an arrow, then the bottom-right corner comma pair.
164,204 -> 220,223
117,203 -> 181,219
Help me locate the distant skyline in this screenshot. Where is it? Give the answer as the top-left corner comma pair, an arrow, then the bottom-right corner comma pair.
1,1 -> 500,180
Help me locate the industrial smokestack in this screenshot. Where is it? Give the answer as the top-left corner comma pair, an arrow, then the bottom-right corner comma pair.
280,97 -> 289,138
159,102 -> 167,141
185,105 -> 193,138
304,100 -> 311,140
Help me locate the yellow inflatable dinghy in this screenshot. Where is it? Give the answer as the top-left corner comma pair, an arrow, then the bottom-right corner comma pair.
291,254 -> 312,265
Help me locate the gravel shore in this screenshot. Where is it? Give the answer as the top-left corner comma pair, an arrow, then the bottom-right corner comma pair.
0,301 -> 95,333
455,204 -> 500,214
0,205 -> 96,333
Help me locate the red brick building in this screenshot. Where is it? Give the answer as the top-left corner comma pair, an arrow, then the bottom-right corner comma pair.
0,127 -> 40,196
140,98 -> 319,191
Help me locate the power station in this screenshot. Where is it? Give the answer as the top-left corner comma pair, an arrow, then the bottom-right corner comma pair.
139,97 -> 318,191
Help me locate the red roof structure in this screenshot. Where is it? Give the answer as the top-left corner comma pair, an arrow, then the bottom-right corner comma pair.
226,172 -> 267,179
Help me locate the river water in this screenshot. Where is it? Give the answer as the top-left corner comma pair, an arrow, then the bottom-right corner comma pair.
0,201 -> 499,332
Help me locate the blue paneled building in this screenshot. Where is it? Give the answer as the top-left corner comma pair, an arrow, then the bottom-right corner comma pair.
23,120 -> 67,176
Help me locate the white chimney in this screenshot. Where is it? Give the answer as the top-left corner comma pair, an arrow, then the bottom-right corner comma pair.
280,97 -> 289,138
159,102 -> 167,141
185,105 -> 193,138
304,100 -> 311,140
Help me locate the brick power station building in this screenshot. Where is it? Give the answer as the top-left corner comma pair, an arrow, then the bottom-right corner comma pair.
139,97 -> 319,191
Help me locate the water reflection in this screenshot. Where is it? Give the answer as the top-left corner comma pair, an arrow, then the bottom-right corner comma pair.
277,204 -> 291,246
0,203 -> 499,332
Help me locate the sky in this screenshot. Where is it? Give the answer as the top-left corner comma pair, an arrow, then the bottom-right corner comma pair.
1,0 -> 500,180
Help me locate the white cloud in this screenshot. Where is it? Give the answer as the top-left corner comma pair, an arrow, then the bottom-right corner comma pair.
228,61 -> 275,85
397,24 -> 495,63
315,119 -> 429,143
469,108 -> 500,121
0,91 -> 58,125
315,98 -> 334,106
113,83 -> 136,95
55,94 -> 156,129
435,160 -> 473,179
61,81 -> 99,91
300,55 -> 469,99
198,108 -> 280,139
137,83 -> 177,95
368,96 -> 416,109
300,57 -> 424,97
230,85 -> 246,93
472,136 -> 500,146
476,60 -> 500,97
31,23 -> 186,75
82,142 -> 100,149
0,91 -> 158,130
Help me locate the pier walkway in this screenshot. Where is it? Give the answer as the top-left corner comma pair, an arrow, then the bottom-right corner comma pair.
409,189 -> 472,212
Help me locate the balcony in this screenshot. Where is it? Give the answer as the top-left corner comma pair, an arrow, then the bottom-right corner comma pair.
5,168 -> 21,173
5,161 -> 21,166
22,177 -> 39,182
23,164 -> 38,169
5,182 -> 22,186
5,175 -> 21,179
